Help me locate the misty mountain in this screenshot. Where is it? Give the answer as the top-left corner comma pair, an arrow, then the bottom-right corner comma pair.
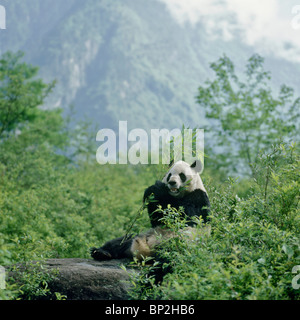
1,0 -> 300,132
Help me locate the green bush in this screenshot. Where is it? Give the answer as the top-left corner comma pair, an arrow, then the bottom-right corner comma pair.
127,143 -> 299,300
0,52 -> 154,299
1,51 -> 299,300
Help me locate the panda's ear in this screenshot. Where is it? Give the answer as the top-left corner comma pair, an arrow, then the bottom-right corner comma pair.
190,160 -> 202,173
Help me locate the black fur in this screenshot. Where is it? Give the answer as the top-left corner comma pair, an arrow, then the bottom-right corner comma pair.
90,234 -> 134,260
144,180 -> 210,227
142,180 -> 210,284
91,179 -> 210,267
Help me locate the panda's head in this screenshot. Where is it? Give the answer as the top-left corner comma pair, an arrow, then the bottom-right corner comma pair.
162,160 -> 206,198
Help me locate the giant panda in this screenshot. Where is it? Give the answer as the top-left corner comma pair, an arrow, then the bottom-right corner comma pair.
90,160 -> 210,262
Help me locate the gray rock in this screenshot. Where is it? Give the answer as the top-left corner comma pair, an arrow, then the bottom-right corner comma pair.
45,258 -> 133,300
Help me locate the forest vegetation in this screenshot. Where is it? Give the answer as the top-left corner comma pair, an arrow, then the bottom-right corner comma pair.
0,51 -> 299,300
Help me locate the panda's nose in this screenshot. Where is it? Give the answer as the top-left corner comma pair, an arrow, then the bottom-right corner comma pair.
169,181 -> 176,186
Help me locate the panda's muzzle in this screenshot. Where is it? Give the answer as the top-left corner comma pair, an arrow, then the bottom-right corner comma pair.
168,181 -> 180,195
169,187 -> 179,194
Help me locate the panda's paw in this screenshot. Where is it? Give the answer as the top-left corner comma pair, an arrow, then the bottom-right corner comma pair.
90,247 -> 112,261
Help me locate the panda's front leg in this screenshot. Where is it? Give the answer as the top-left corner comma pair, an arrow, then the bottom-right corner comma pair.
143,181 -> 170,227
90,235 -> 134,261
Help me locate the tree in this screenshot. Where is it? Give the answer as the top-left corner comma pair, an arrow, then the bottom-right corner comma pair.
0,51 -> 55,138
196,54 -> 300,177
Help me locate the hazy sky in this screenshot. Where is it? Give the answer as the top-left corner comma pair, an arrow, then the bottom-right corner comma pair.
160,0 -> 300,63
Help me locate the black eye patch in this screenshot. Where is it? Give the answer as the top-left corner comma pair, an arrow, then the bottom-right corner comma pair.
167,173 -> 172,182
179,173 -> 186,182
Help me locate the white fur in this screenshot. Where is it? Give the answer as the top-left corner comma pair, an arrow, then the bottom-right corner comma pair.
130,227 -> 175,260
130,225 -> 211,260
130,160 -> 208,260
162,160 -> 206,196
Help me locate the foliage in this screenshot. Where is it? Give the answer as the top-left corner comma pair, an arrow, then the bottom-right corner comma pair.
0,51 -> 55,138
0,52 -> 151,299
127,144 -> 299,300
0,51 -> 299,300
196,54 -> 300,177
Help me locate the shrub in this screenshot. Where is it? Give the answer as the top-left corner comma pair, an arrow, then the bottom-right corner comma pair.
127,143 -> 300,300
